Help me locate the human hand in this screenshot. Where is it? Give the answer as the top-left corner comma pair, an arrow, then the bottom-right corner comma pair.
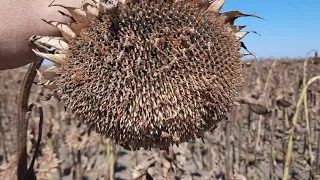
0,0 -> 83,70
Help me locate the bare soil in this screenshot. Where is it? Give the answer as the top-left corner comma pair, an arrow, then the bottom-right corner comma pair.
1,58 -> 320,180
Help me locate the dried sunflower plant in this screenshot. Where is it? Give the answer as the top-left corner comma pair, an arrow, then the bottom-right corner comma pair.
29,0 -> 262,151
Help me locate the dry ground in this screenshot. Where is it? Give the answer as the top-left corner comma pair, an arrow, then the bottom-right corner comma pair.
1,58 -> 320,180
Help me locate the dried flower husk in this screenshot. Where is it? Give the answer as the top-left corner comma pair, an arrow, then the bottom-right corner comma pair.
30,0 -> 261,150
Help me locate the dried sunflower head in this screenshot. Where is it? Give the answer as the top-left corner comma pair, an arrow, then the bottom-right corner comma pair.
0,147 -> 59,180
65,127 -> 101,151
29,0 -> 262,150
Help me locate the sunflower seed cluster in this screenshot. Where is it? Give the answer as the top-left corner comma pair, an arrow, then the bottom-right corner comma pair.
56,1 -> 243,150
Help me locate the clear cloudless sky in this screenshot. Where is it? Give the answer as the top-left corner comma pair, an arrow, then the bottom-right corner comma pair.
43,0 -> 320,65
221,0 -> 320,59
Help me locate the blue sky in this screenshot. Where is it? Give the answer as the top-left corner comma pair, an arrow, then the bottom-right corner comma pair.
221,0 -> 320,59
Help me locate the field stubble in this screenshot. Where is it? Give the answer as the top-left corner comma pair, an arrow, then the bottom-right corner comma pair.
0,58 -> 320,180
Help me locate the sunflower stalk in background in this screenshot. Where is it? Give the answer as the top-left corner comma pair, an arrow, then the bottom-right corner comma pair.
106,138 -> 115,180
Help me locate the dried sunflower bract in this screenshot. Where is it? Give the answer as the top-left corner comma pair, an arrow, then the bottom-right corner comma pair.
29,0 -> 261,150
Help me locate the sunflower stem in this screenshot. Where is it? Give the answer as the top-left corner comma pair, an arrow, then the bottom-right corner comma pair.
282,75 -> 320,180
